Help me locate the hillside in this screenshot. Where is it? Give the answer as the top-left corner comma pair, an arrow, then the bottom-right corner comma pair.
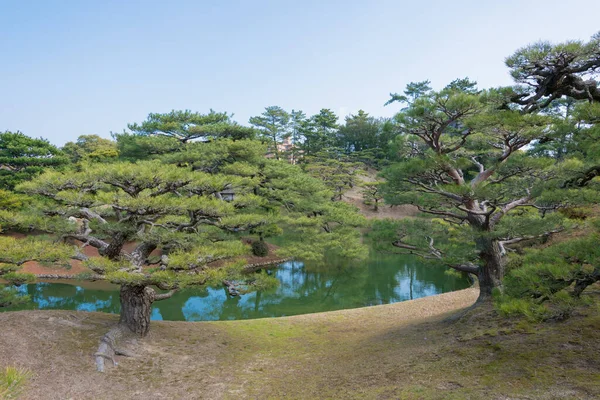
342,169 -> 418,220
1,287 -> 599,399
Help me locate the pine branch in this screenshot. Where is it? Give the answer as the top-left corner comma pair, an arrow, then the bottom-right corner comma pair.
406,179 -> 464,202
489,193 -> 533,226
154,289 -> 178,301
415,205 -> 466,221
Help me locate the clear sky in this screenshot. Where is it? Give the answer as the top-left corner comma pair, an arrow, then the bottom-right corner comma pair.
1,0 -> 599,145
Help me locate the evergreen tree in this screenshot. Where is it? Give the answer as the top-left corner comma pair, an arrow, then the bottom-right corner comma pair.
506,32 -> 600,113
300,109 -> 338,156
128,109 -> 254,144
0,131 -> 68,190
499,99 -> 600,315
116,110 -> 256,161
113,132 -> 182,161
377,80 -> 567,301
303,151 -> 363,201
249,106 -> 290,160
337,110 -> 380,153
336,110 -> 396,166
0,138 -> 366,369
361,182 -> 384,211
62,135 -> 119,162
289,109 -> 307,163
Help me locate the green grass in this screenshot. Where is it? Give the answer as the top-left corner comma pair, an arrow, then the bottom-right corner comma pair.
0,367 -> 31,399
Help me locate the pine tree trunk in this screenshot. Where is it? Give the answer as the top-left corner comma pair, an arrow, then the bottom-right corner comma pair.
101,232 -> 126,260
119,285 -> 155,336
476,238 -> 505,302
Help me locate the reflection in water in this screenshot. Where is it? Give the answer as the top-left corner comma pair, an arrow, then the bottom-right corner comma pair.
2,253 -> 470,321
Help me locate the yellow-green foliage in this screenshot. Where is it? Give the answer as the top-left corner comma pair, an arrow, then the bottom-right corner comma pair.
219,214 -> 270,230
0,287 -> 31,308
108,269 -> 210,289
495,296 -> 548,322
105,271 -> 149,286
83,258 -> 130,274
0,190 -> 23,210
167,241 -> 249,270
0,209 -> 72,234
499,219 -> 600,320
0,367 -> 31,399
220,161 -> 259,177
1,272 -> 36,286
0,236 -> 74,267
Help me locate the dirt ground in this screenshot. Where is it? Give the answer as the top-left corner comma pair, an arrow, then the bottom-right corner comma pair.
1,287 -> 599,399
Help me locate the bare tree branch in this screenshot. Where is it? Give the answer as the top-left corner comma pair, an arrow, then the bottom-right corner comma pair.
154,289 -> 178,301
415,205 -> 466,221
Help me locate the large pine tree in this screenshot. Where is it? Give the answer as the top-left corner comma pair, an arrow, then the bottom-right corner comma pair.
0,138 -> 366,370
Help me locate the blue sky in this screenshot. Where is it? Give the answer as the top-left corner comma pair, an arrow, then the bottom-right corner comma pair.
1,0 -> 599,145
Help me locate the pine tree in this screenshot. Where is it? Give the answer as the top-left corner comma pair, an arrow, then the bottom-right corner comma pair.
378,80 -> 567,301
361,182 -> 384,211
0,131 -> 68,189
506,32 -> 600,113
0,138 -> 366,370
249,106 -> 290,160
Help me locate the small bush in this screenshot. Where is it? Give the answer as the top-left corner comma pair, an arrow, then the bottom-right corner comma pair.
251,240 -> 269,257
495,296 -> 547,322
494,290 -> 586,322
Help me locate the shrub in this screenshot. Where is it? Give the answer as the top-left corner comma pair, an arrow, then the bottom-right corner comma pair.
558,206 -> 590,220
251,240 -> 269,257
495,295 -> 548,322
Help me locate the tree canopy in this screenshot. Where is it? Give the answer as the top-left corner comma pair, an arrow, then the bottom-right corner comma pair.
0,131 -> 68,189
62,135 -> 119,162
249,106 -> 290,160
506,31 -> 600,112
378,81 -> 570,300
1,31 -> 600,373
128,109 -> 256,144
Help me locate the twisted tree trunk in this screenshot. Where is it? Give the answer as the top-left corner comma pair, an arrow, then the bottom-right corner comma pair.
468,212 -> 506,302
476,238 -> 505,302
119,285 -> 155,336
96,284 -> 177,372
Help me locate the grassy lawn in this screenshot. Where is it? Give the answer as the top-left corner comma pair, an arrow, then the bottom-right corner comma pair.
0,287 -> 598,399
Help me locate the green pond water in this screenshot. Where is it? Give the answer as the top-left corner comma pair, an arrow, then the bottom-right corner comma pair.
1,252 -> 470,321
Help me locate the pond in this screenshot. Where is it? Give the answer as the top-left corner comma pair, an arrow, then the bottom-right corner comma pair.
1,252 -> 470,321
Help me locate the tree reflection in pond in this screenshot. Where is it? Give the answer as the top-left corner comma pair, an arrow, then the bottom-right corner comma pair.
2,253 -> 469,321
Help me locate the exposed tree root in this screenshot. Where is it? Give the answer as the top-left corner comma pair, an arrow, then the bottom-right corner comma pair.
95,324 -> 137,372
443,302 -> 482,323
